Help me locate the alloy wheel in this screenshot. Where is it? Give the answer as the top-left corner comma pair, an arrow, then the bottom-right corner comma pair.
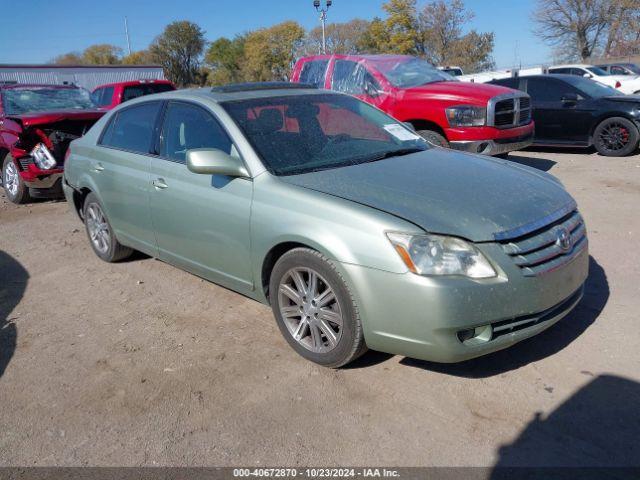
3,162 -> 19,197
86,204 -> 111,254
278,267 -> 343,353
598,121 -> 630,153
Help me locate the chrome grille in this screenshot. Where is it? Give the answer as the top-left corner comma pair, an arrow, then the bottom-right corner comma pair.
18,157 -> 33,171
489,94 -> 532,129
499,210 -> 588,277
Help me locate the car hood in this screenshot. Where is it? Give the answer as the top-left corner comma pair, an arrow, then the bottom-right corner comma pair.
7,109 -> 105,127
279,148 -> 575,242
401,81 -> 517,104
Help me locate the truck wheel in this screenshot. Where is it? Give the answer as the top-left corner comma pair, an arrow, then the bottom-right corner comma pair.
2,155 -> 31,204
418,130 -> 450,148
593,117 -> 639,157
83,193 -> 133,262
269,248 -> 367,368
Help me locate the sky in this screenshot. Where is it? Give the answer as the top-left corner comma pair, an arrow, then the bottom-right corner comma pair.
0,0 -> 550,70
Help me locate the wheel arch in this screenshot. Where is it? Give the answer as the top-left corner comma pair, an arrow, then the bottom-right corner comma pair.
404,119 -> 448,139
589,113 -> 640,139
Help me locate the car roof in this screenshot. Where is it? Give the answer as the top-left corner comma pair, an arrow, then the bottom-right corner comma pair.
0,83 -> 80,91
492,74 -> 575,82
117,82 -> 332,105
549,64 -> 594,69
300,53 -> 414,63
93,79 -> 174,90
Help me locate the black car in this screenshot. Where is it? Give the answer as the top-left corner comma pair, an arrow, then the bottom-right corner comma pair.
489,74 -> 640,156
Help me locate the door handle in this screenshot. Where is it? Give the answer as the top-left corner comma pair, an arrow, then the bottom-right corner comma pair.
152,178 -> 168,190
93,162 -> 104,172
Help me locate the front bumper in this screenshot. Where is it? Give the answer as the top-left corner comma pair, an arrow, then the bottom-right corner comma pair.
339,242 -> 589,363
450,132 -> 534,156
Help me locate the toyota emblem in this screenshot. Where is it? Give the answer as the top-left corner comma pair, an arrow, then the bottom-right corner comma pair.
556,227 -> 572,252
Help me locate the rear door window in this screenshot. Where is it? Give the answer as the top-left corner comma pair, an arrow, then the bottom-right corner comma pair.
100,102 -> 162,154
525,78 -> 568,102
299,60 -> 329,88
159,102 -> 233,164
122,83 -> 174,103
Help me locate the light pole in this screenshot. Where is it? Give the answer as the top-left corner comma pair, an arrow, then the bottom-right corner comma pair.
313,0 -> 332,55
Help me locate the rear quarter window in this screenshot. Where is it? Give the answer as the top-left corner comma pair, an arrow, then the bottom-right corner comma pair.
99,102 -> 162,154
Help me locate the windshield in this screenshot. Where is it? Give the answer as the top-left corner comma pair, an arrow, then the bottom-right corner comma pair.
223,94 -> 429,176
563,75 -> 623,98
2,87 -> 95,115
369,58 -> 455,88
586,67 -> 610,76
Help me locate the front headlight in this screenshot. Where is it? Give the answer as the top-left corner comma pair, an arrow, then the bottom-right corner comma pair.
445,105 -> 486,127
30,143 -> 57,170
387,232 -> 496,279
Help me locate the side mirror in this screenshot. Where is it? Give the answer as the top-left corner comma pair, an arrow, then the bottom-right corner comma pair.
561,93 -> 579,105
186,148 -> 249,177
583,73 -> 592,79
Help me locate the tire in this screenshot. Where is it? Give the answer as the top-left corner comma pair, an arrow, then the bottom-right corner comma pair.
83,192 -> 133,262
417,129 -> 450,148
2,155 -> 31,204
593,117 -> 640,157
269,248 -> 367,368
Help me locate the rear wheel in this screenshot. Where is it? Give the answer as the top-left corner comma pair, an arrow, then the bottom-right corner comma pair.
2,155 -> 31,204
83,193 -> 133,262
593,117 -> 639,157
417,129 -> 450,148
269,248 -> 367,368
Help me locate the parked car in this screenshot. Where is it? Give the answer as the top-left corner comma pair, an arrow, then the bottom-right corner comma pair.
547,64 -> 640,94
597,63 -> 640,76
291,54 -> 534,156
0,83 -> 105,203
489,74 -> 640,156
64,82 -> 588,367
437,65 -> 464,76
91,79 -> 175,110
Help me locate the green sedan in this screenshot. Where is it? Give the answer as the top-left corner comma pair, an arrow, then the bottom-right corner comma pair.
63,83 -> 589,367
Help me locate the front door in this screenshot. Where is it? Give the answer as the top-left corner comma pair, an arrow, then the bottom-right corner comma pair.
148,101 -> 254,291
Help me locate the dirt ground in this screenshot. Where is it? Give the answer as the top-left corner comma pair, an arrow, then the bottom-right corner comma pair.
0,148 -> 639,468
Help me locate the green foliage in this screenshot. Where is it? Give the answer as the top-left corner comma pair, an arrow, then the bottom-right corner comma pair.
241,21 -> 306,82
383,0 -> 421,54
205,35 -> 246,85
149,20 -> 206,86
121,50 -> 156,65
304,19 -> 372,55
51,52 -> 84,65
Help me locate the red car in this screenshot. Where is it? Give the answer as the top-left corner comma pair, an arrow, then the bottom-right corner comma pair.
91,79 -> 175,109
0,83 -> 105,204
291,54 -> 534,155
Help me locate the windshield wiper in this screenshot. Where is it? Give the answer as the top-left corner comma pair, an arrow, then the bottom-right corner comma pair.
353,147 -> 426,165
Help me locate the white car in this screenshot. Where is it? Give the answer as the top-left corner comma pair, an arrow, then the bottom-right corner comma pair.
548,64 -> 640,95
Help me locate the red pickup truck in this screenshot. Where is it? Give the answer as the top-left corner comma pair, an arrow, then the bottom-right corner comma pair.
291,54 -> 534,155
91,79 -> 175,110
0,83 -> 105,203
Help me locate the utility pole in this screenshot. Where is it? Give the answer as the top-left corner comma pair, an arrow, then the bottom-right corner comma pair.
124,17 -> 132,56
313,0 -> 332,54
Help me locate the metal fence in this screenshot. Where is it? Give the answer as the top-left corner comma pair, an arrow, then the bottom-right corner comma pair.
0,65 -> 166,91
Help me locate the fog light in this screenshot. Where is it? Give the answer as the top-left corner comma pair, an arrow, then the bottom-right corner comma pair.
457,325 -> 493,345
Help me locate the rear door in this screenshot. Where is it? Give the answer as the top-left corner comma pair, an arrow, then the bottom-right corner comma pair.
148,100 -> 253,290
524,77 -> 591,144
94,101 -> 162,253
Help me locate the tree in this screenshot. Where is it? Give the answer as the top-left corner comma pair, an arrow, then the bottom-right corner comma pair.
205,35 -> 246,85
121,50 -> 156,65
242,21 -> 306,82
418,0 -> 494,72
51,52 -> 84,65
532,0 -> 611,61
304,19 -> 371,55
149,20 -> 206,86
358,18 -> 392,53
383,0 -> 421,54
602,0 -> 640,57
82,44 -> 122,65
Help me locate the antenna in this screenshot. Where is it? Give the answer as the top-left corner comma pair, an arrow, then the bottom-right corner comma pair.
124,17 -> 132,56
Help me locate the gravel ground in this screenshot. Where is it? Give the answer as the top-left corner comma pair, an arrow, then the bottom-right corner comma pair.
0,148 -> 638,467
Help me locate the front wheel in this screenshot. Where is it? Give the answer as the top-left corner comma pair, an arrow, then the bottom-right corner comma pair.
2,155 -> 31,204
269,248 -> 367,368
417,129 -> 450,148
83,193 -> 133,262
593,117 -> 640,157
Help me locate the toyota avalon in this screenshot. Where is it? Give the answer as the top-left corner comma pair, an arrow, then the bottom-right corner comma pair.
63,83 -> 589,367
